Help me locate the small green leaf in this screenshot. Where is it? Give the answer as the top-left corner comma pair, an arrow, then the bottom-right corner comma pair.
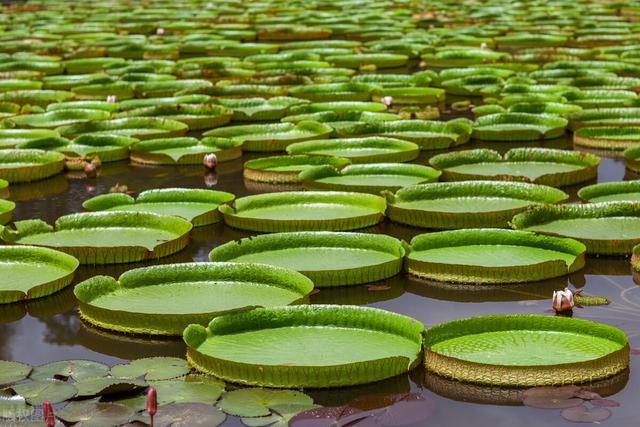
218,388 -> 314,417
242,403 -> 321,427
30,360 -> 109,381
0,390 -> 34,419
10,379 -> 77,405
0,360 -> 32,386
74,377 -> 146,398
56,399 -> 135,426
137,402 -> 226,426
110,357 -> 190,381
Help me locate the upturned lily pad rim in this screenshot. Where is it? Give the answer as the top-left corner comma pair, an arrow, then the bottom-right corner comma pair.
575,126 -> 640,150
74,262 -> 313,335
184,304 -> 424,388
287,136 -> 421,163
578,181 -> 640,202
472,112 -> 568,141
209,231 -> 406,287
424,314 -> 629,387
129,136 -> 243,165
0,149 -> 65,183
243,155 -> 352,184
56,117 -> 189,139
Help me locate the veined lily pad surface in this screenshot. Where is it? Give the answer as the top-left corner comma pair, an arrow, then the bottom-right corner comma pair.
386,181 -> 568,229
0,149 -> 65,183
130,136 -> 243,165
211,97 -> 308,121
424,315 -> 629,387
574,126 -> 640,150
75,262 -> 313,335
512,202 -> 640,254
300,163 -> 441,193
472,113 -> 568,141
287,137 -> 420,163
429,148 -> 599,187
220,191 -> 386,232
209,232 -> 405,287
1,211 -> 192,264
7,109 -> 111,128
184,305 -> 423,388
0,245 -> 79,304
203,121 -> 333,152
243,155 -> 351,183
578,181 -> 640,203
57,117 -> 188,140
406,229 -> 585,284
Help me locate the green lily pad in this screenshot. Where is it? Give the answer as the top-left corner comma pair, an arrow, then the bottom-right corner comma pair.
83,188 -> 235,226
211,97 -> 308,121
300,163 -> 441,193
575,126 -> 640,150
111,357 -> 190,381
0,199 -> 14,225
508,102 -> 582,116
31,360 -> 109,381
0,361 -> 32,386
135,79 -> 212,98
0,149 -> 65,183
210,231 -> 405,287
2,211 -> 192,264
204,121 -> 333,152
0,391 -> 34,419
74,377 -> 146,398
567,107 -> 640,131
512,201 -> 640,255
57,117 -> 188,140
63,134 -> 137,162
0,245 -> 78,304
386,181 -> 568,229
184,305 -> 423,388
287,137 -> 420,163
220,191 -> 386,232
114,104 -> 232,131
282,110 -> 399,130
47,101 -> 119,113
372,87 -> 445,105
578,181 -> 640,203
429,148 -> 599,187
137,402 -> 226,427
288,101 -> 387,114
242,403 -> 320,427
9,379 -> 77,405
130,137 -> 243,165
243,155 -> 351,184
424,315 -> 629,386
440,75 -> 505,97
406,229 -> 586,284
218,388 -> 314,417
74,262 -> 313,335
7,109 -> 111,128
472,113 -> 568,141
0,129 -> 59,149
288,82 -> 378,102
56,400 -> 135,426
0,90 -> 73,107
422,47 -> 508,68
563,89 -> 638,109
151,379 -> 224,405
118,95 -> 209,112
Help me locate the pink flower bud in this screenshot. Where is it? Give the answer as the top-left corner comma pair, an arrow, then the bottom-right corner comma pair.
43,400 -> 55,427
156,28 -> 165,35
84,162 -> 97,178
552,288 -> 574,312
106,95 -> 117,103
203,153 -> 218,169
381,96 -> 393,107
147,387 -> 158,425
480,42 -> 488,49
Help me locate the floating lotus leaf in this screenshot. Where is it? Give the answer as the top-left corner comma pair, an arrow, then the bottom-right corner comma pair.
42,74 -> 112,91
64,134 -> 137,162
220,191 -> 386,232
9,379 -> 77,405
188,84 -> 289,99
288,101 -> 387,114
386,181 -> 568,229
136,402 -> 226,427
210,232 -> 405,287
508,102 -> 582,116
625,144 -> 640,172
118,95 -> 209,112
406,229 -> 585,284
184,305 -> 423,388
203,121 -> 332,152
0,361 -> 31,385
72,82 -> 135,100
300,163 -> 441,193
74,262 -> 313,335
563,89 -> 638,109
243,155 -> 351,184
135,79 -> 212,98
0,149 -> 64,183
570,76 -> 640,91
287,137 -> 420,163
578,181 -> 640,203
496,34 -> 567,49
282,111 -> 399,130
429,148 -> 599,187
575,126 -> 640,150
0,391 -> 34,419
288,82 -> 379,102
424,315 -> 629,386
31,360 -> 109,381
512,202 -> 640,255
56,400 -> 135,426
0,199 -> 14,225
46,101 -> 119,113
57,117 -> 188,140
352,71 -> 435,87
130,136 -> 243,165
1,211 -> 192,264
218,388 -> 314,417
114,104 -> 232,130
211,97 -> 308,121
325,53 -> 408,69
151,379 -> 223,405
440,75 -> 504,97
421,48 -> 508,68
337,119 -> 472,149
74,377 -> 146,398
110,357 -> 190,381
0,90 -> 73,107
83,188 -> 234,226
63,57 -> 126,74
7,109 -> 111,128
567,108 -> 640,130
472,113 -> 568,141
0,245 -> 78,304
242,403 -> 320,427
372,87 -> 445,105
0,79 -> 42,92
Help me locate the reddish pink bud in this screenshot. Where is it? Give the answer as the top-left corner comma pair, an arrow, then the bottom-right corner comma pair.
147,387 -> 157,416
552,288 -> 574,313
381,96 -> 393,107
84,162 -> 97,178
43,400 -> 55,427
203,153 -> 218,169
106,95 -> 117,103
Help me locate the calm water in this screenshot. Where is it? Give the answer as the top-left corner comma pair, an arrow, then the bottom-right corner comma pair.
1,130 -> 639,426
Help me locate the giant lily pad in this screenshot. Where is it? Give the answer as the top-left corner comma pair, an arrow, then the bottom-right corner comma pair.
0,129 -> 59,149
578,181 -> 640,203
421,48 -> 508,68
83,188 -> 235,226
512,202 -> 640,255
0,149 -> 64,183
288,101 -> 387,114
211,97 -> 308,121
472,113 -> 568,141
386,181 -> 568,229
625,144 -> 640,172
567,108 -> 640,130
184,305 -> 423,388
300,163 -> 441,193
1,211 -> 192,264
0,90 -> 73,107
429,148 -> 599,187
288,83 -> 379,102
62,134 -> 137,162
7,109 -> 111,129
209,232 -> 405,287
220,191 -> 386,232
326,53 -> 408,69
287,137 -> 420,163
406,229 -> 585,284
0,200 -> 14,225
243,155 -> 351,184
575,126 -> 640,151
371,87 -> 445,105
424,315 -> 629,386
0,245 -> 78,304
74,262 -> 313,335
337,119 -> 472,150
57,117 -> 188,140
130,137 -> 243,165
114,104 -> 233,130
203,121 -> 332,152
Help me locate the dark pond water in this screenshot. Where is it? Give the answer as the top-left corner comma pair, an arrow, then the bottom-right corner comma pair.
1,129 -> 639,426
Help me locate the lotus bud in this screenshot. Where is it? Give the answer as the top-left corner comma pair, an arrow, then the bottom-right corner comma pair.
147,387 -> 157,427
204,172 -> 218,187
419,61 -> 427,68
552,288 -> 574,313
84,162 -> 97,178
43,400 -> 55,427
381,96 -> 393,107
480,42 -> 488,49
203,153 -> 218,169
106,95 -> 117,103
156,27 -> 165,35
